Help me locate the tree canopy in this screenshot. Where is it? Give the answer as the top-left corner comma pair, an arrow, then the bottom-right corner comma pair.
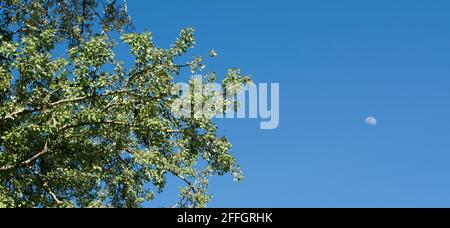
0,0 -> 249,208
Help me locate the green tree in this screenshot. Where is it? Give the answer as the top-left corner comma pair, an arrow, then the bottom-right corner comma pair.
0,0 -> 249,208
0,0 -> 132,44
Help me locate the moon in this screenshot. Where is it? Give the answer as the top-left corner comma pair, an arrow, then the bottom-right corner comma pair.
365,116 -> 377,126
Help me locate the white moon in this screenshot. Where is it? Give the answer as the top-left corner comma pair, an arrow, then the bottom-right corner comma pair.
365,116 -> 377,126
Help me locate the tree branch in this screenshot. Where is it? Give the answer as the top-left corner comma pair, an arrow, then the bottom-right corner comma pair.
59,120 -> 132,132
42,179 -> 63,206
123,149 -> 194,193
0,138 -> 50,172
2,107 -> 30,120
33,170 -> 63,206
0,89 -> 132,122
23,138 -> 50,167
49,89 -> 131,107
170,171 -> 197,194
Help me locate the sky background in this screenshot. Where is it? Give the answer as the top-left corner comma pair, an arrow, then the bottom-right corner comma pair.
126,0 -> 450,207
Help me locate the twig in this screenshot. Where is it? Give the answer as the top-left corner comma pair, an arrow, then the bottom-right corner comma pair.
169,171 -> 197,194
42,181 -> 63,206
33,170 -> 63,206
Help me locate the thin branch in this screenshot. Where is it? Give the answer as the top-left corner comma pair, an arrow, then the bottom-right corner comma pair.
100,99 -> 117,113
59,120 -> 131,132
33,170 -> 63,206
0,165 -> 12,171
170,171 -> 197,194
123,149 -> 194,194
23,138 -> 50,167
59,120 -> 180,133
44,88 -> 61,101
49,89 -> 130,107
0,138 -> 50,172
177,64 -> 190,68
123,0 -> 128,14
0,89 -> 132,121
42,180 -> 63,206
2,107 -> 29,120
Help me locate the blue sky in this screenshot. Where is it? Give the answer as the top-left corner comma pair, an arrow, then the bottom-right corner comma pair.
128,0 -> 450,207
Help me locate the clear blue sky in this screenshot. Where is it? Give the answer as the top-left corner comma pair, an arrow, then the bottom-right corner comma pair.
127,0 -> 450,207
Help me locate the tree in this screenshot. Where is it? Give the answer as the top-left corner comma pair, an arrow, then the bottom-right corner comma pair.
0,0 -> 133,44
0,0 -> 249,208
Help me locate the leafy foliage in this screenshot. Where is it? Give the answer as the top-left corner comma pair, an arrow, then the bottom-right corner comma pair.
0,0 -> 249,208
0,0 -> 132,44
